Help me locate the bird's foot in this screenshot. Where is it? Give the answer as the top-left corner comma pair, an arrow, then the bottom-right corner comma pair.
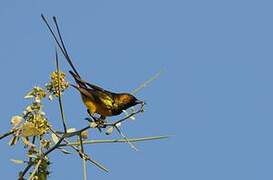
95,118 -> 107,129
86,116 -> 107,131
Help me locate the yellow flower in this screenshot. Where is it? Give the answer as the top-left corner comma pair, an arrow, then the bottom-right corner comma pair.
20,122 -> 43,137
25,86 -> 47,102
11,115 -> 23,128
41,140 -> 51,149
20,113 -> 51,137
46,71 -> 69,97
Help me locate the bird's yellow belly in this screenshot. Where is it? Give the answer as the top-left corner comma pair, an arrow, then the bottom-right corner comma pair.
82,96 -> 113,117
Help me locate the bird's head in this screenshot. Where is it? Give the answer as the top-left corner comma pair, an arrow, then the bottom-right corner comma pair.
117,93 -> 144,110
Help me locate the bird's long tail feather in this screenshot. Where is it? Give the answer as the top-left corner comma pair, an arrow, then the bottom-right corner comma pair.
41,14 -> 80,78
41,14 -> 106,91
69,70 -> 87,88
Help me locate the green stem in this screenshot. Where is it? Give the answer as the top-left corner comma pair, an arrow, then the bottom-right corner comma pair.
55,50 -> 67,133
79,135 -> 87,180
49,128 -> 109,172
27,159 -> 42,180
82,158 -> 87,180
18,136 -> 36,180
18,161 -> 34,180
60,136 -> 169,147
114,126 -> 138,151
131,70 -> 163,95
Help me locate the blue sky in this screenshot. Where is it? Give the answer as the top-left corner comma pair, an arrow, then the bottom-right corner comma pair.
1,0 -> 273,179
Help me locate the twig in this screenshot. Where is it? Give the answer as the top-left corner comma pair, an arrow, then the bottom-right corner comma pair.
79,134 -> 87,180
27,159 -> 42,180
82,156 -> 87,180
103,105 -> 144,151
18,161 -> 34,180
64,138 -> 109,172
131,70 -> 163,95
60,136 -> 169,146
82,152 -> 109,173
18,136 -> 36,180
76,104 -> 144,151
62,126 -> 90,138
0,130 -> 16,140
19,131 -> 94,179
19,124 -> 92,179
19,135 -> 65,179
102,103 -> 144,129
127,70 -> 161,115
49,128 -> 109,172
45,135 -> 65,156
114,126 -> 138,151
55,50 -> 67,133
17,87 -> 149,179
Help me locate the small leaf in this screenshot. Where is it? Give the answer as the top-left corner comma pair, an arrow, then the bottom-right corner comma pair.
129,107 -> 136,113
115,122 -> 122,127
59,148 -> 71,154
9,136 -> 19,146
41,139 -> 50,149
90,122 -> 98,128
22,137 -> 36,147
35,97 -> 41,103
67,128 -> 76,133
51,133 -> 59,144
27,154 -> 37,159
24,92 -> 34,99
105,127 -> 114,135
25,105 -> 32,113
122,110 -> 136,120
48,94 -> 54,101
81,130 -> 88,140
10,159 -> 24,164
122,110 -> 128,115
11,116 -> 23,127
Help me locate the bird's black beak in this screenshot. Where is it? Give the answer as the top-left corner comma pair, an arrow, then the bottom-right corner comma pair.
135,100 -> 145,105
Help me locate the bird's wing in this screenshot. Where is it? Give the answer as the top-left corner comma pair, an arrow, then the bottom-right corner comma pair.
91,90 -> 115,110
72,84 -> 115,110
69,71 -> 117,110
70,84 -> 96,102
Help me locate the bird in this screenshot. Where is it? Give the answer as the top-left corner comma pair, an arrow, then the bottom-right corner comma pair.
41,14 -> 144,120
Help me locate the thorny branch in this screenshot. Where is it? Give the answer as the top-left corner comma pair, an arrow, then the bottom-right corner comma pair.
0,19 -> 166,179
50,128 -> 109,172
60,136 -> 169,146
17,103 -> 146,179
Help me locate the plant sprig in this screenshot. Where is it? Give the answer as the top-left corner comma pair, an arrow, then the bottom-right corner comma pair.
0,50 -> 167,180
